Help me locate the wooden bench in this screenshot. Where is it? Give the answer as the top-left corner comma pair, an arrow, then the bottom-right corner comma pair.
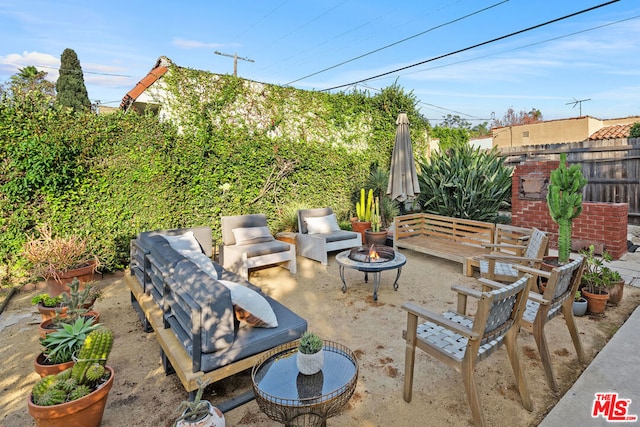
393,213 -> 496,274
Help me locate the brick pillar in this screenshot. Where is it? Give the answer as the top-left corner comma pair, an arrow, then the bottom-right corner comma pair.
511,161 -> 628,259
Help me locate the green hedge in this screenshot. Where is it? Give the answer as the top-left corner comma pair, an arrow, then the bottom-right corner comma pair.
0,78 -> 428,283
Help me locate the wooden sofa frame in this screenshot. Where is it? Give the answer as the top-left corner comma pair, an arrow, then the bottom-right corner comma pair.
393,214 -> 531,275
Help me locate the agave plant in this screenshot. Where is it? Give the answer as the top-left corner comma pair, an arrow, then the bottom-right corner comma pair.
417,145 -> 512,221
41,316 -> 100,364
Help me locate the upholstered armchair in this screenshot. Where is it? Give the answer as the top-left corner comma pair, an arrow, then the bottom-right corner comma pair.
296,208 -> 361,265
220,214 -> 296,279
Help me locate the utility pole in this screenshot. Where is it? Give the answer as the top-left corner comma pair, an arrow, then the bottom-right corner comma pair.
566,98 -> 591,117
214,51 -> 254,77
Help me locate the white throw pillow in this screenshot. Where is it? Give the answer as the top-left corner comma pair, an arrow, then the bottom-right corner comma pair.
163,231 -> 202,253
305,214 -> 341,234
183,251 -> 218,280
217,280 -> 278,328
231,226 -> 274,245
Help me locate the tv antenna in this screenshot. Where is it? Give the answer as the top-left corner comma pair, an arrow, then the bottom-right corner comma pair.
566,98 -> 591,117
214,51 -> 254,77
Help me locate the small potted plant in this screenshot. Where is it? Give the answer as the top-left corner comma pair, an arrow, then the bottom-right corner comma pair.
35,316 -> 100,377
572,290 -> 588,317
38,278 -> 100,338
28,327 -> 115,427
22,224 -> 100,296
351,188 -> 373,241
174,379 -> 225,427
365,197 -> 388,246
296,331 -> 324,375
579,245 -> 623,314
31,293 -> 66,321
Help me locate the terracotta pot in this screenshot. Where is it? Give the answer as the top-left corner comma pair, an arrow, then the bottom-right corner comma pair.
37,304 -> 67,322
46,260 -> 98,297
34,352 -> 74,378
38,312 -> 101,339
28,366 -> 114,427
364,229 -> 388,246
582,289 -> 609,314
351,221 -> 371,242
607,279 -> 625,305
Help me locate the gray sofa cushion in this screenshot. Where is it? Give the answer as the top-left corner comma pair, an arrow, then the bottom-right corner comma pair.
165,260 -> 235,354
194,294 -> 307,372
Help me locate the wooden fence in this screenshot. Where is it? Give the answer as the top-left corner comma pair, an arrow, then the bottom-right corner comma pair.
498,137 -> 640,225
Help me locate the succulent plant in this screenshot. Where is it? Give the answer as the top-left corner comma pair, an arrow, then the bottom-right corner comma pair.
40,315 -> 100,364
298,331 -> 323,355
31,327 -> 113,406
174,379 -> 212,426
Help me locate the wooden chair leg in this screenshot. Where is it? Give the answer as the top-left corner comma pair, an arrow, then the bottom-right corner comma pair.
504,330 -> 533,411
461,357 -> 486,427
403,313 -> 418,403
532,320 -> 558,392
561,302 -> 586,363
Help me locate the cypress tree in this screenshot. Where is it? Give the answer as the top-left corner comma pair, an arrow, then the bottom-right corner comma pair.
55,48 -> 91,112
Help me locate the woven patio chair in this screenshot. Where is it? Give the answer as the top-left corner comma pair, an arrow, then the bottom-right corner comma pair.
402,273 -> 534,427
478,228 -> 549,282
515,255 -> 586,392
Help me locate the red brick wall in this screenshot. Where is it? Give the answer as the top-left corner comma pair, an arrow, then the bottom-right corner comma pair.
511,161 -> 628,259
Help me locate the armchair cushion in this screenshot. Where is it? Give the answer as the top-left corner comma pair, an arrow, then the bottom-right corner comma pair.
232,226 -> 275,245
304,214 -> 341,234
218,280 -> 278,328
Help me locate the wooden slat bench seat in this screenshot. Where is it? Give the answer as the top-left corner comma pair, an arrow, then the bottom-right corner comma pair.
393,213 -> 496,274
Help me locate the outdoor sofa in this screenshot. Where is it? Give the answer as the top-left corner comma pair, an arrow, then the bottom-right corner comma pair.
126,226 -> 307,397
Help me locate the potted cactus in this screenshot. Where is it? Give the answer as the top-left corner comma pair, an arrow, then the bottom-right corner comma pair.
296,331 -> 324,375
28,327 -> 114,427
351,188 -> 373,240
546,153 -> 587,265
38,278 -> 100,339
365,197 -> 388,246
174,379 -> 225,427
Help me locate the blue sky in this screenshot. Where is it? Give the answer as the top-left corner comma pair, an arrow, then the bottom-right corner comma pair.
1,0 -> 639,125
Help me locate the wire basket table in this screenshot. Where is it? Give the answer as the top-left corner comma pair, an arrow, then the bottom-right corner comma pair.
251,340 -> 358,427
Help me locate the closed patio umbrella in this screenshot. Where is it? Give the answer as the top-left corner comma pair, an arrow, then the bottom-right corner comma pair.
386,112 -> 420,202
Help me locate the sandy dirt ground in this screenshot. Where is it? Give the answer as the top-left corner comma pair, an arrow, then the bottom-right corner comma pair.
1,251 -> 639,427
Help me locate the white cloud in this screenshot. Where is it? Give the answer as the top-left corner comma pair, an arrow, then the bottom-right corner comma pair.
172,38 -> 229,49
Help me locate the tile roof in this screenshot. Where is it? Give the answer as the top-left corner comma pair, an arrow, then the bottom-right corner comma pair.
120,62 -> 169,110
589,123 -> 633,140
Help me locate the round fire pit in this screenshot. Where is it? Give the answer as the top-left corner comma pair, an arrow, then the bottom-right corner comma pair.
348,245 -> 395,263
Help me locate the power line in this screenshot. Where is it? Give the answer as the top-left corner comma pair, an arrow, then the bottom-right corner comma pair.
286,0 -> 509,85
396,14 -> 640,80
321,0 -> 620,92
23,64 -> 131,77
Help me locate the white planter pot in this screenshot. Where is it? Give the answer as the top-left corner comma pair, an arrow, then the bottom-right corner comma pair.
176,401 -> 225,427
297,350 -> 324,375
573,298 -> 588,317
